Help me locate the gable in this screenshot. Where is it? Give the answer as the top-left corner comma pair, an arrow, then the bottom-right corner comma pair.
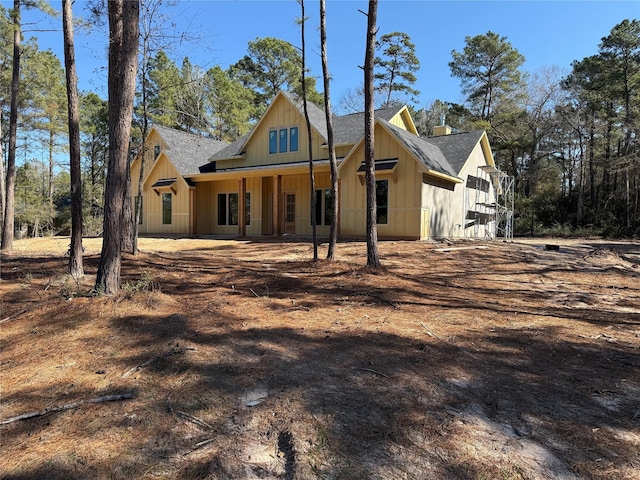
143,152 -> 188,192
211,91 -> 328,171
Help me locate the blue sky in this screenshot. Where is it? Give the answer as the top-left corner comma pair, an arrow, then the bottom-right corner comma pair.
8,0 -> 640,110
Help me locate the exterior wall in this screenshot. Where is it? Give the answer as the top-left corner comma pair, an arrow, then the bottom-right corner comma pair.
421,177 -> 460,239
140,155 -> 191,234
423,140 -> 492,239
131,129 -> 173,234
339,125 -> 423,239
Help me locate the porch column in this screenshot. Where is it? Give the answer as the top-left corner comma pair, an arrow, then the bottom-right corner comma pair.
273,175 -> 281,236
238,178 -> 246,237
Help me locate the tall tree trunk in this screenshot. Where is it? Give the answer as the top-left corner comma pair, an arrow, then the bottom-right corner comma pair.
0,112 -> 5,233
1,0 -> 21,251
364,0 -> 381,267
299,0 -> 317,260
95,0 -> 139,294
48,130 -> 54,208
63,0 -> 84,278
320,0 -> 338,260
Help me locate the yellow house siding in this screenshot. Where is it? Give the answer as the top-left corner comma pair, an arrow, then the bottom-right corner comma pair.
218,96 -> 326,170
141,155 -> 191,234
339,125 -> 423,239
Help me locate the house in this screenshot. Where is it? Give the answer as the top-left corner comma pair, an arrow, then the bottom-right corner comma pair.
133,91 -> 511,240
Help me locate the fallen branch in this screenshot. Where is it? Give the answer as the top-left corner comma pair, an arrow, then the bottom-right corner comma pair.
183,437 -> 215,456
358,367 -> 388,378
176,411 -> 214,430
249,288 -> 260,297
0,307 -> 31,324
0,392 -> 134,426
420,322 -> 444,342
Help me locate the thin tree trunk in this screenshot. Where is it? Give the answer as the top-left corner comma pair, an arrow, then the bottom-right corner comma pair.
95,0 -> 139,294
364,0 -> 380,268
121,163 -> 134,253
0,113 -> 5,232
1,0 -> 21,251
299,0 -> 317,260
63,0 -> 83,278
320,0 -> 338,260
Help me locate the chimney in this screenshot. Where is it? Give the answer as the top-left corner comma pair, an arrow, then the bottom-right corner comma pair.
432,125 -> 452,136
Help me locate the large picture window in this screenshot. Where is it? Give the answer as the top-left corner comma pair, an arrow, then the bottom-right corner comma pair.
313,189 -> 334,226
162,193 -> 172,225
376,179 -> 388,225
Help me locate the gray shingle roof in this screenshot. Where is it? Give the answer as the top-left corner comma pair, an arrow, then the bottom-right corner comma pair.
380,120 -> 458,178
153,125 -> 228,175
332,105 -> 404,145
208,133 -> 249,162
425,130 -> 485,175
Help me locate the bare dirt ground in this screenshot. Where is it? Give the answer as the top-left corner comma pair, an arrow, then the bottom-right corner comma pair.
1,236 -> 639,480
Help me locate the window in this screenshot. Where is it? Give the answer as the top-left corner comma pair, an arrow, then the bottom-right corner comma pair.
269,127 -> 299,154
289,127 -> 298,152
162,193 -> 172,225
285,194 -> 296,223
154,144 -> 161,160
376,179 -> 388,224
228,193 -> 239,226
218,193 -> 248,226
313,189 -> 334,226
245,192 -> 251,226
135,195 -> 143,225
269,130 -> 277,154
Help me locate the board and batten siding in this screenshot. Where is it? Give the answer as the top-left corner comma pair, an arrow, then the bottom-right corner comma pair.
216,96 -> 326,171
339,124 -> 423,239
141,156 -> 191,234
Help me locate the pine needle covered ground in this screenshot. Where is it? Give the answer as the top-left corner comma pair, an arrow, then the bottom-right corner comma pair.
1,237 -> 639,479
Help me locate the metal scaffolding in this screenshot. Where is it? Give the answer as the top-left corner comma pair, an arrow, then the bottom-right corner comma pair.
463,165 -> 514,241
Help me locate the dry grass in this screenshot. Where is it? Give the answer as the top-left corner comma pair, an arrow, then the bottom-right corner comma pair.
1,236 -> 639,479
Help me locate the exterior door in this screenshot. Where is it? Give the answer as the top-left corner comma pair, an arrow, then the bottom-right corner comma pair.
284,193 -> 296,234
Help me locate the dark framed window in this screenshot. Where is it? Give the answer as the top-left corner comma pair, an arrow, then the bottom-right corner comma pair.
324,189 -> 334,226
245,192 -> 251,226
313,189 -> 334,226
269,130 -> 277,154
162,193 -> 172,225
228,193 -> 239,226
217,193 -> 227,225
279,128 -> 288,153
154,144 -> 161,159
289,127 -> 298,152
376,179 -> 388,224
218,192 -> 246,226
